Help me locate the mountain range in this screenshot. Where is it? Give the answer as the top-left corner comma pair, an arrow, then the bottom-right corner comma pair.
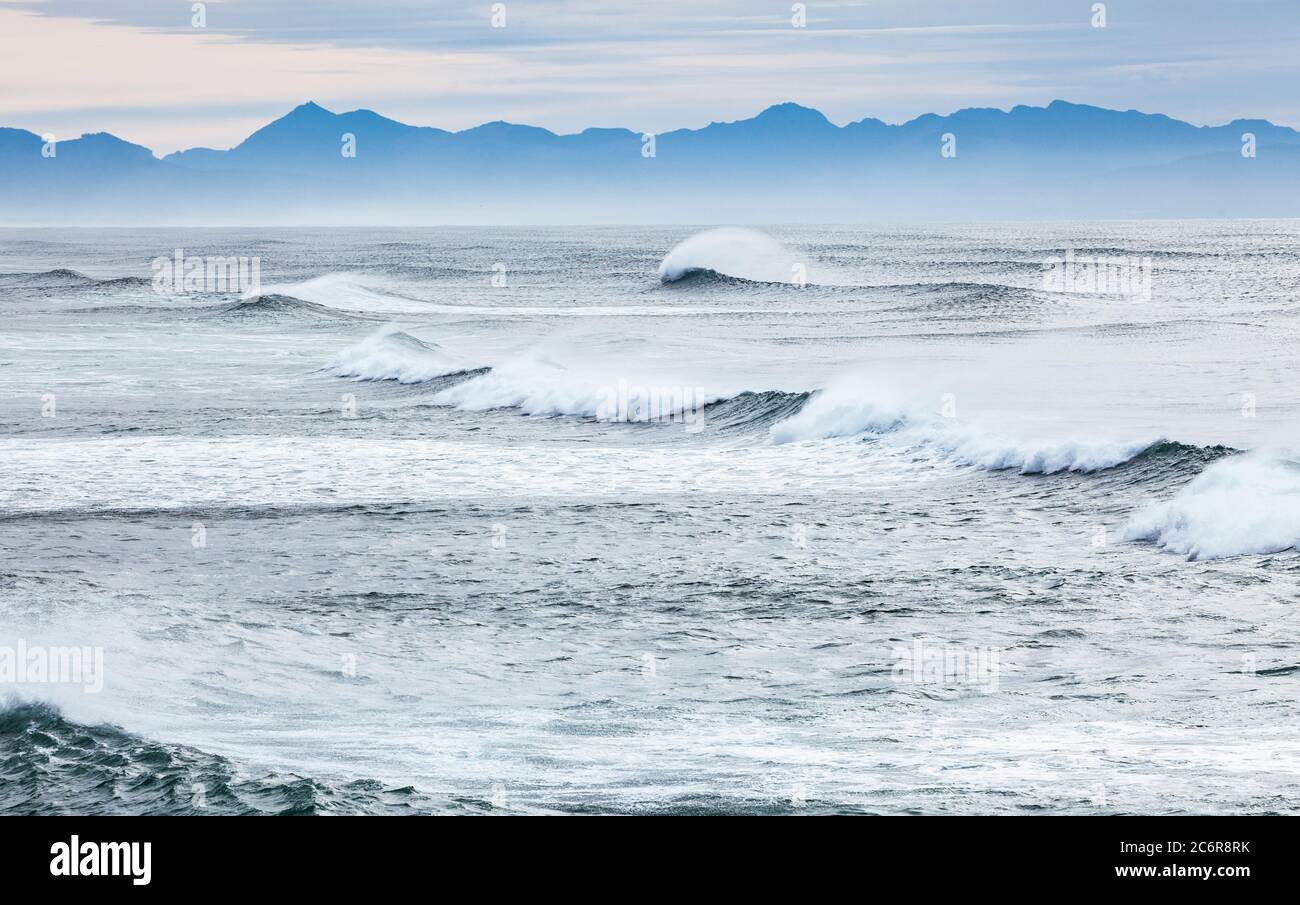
1,100 -> 1297,224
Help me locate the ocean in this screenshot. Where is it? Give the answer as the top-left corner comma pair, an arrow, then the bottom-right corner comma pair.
2,221 -> 1298,815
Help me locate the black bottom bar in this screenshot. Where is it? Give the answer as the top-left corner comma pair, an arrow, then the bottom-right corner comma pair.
1,816 -> 1284,891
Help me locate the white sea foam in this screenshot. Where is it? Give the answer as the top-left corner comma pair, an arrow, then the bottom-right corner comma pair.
769,378 -> 1159,474
768,384 -> 910,443
1123,453 -> 1300,559
936,433 -> 1159,474
331,329 -> 469,383
432,356 -> 592,415
339,338 -> 1162,472
431,352 -> 723,424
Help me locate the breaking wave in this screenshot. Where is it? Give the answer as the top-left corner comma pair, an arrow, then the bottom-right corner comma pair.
327,334 -> 803,428
321,341 -> 1240,488
767,379 -> 1169,474
429,355 -> 723,420
331,329 -> 478,383
1122,453 -> 1300,559
658,228 -> 817,285
251,273 -> 436,315
658,269 -> 787,289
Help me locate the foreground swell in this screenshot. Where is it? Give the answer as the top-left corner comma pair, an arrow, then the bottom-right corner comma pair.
0,701 -> 468,816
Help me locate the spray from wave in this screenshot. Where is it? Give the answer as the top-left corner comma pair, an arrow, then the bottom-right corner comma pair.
323,337 -> 1224,486
252,273 -> 434,315
331,329 -> 478,383
658,228 -> 818,285
429,351 -> 725,424
768,377 -> 1164,474
329,332 -> 784,430
1122,453 -> 1300,559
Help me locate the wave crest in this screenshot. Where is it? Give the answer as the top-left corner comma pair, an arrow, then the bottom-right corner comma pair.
251,273 -> 435,315
0,269 -> 105,290
769,380 -> 1164,474
216,294 -> 356,319
332,329 -> 474,383
1122,453 -> 1300,559
658,228 -> 812,285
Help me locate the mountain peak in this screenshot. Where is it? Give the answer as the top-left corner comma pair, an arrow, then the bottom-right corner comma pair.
754,102 -> 832,126
270,101 -> 337,125
229,101 -> 344,155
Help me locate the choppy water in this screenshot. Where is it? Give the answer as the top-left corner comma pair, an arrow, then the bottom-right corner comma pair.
2,222 -> 1299,815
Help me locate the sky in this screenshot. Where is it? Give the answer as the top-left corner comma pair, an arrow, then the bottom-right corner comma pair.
1,0 -> 1298,154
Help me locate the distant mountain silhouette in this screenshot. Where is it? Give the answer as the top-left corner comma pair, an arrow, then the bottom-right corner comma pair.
2,100 -> 1296,224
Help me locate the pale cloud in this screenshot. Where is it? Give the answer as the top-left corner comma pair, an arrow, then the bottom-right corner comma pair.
0,8 -> 525,151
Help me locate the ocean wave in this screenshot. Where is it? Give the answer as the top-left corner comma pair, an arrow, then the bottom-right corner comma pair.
0,270 -> 161,291
940,433 -> 1161,474
320,332 -> 1239,481
250,272 -> 436,315
0,700 -> 453,815
704,390 -> 811,432
435,360 -> 624,417
657,268 -> 788,288
884,281 -> 1060,318
324,337 -> 1218,473
427,351 -> 731,425
429,362 -> 1166,471
1104,439 -> 1237,486
93,276 -> 154,289
891,280 -> 1033,295
658,227 -> 818,285
328,333 -> 806,428
1122,453 -> 1300,559
769,389 -> 909,444
0,268 -> 100,289
320,337 -> 1235,478
215,293 -> 360,320
768,380 -> 1167,474
331,329 -> 478,383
